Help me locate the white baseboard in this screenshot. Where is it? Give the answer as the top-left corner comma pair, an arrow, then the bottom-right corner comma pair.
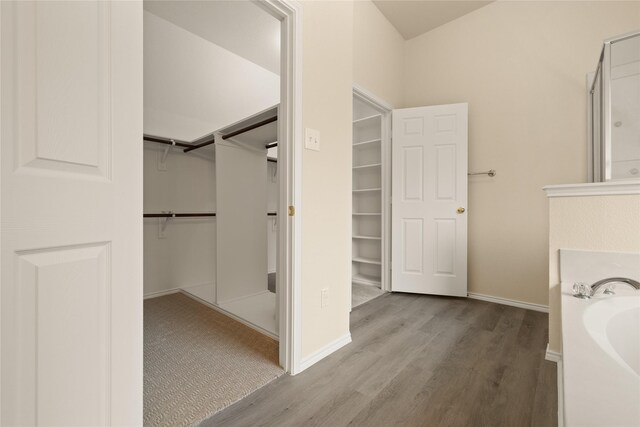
467,292 -> 549,313
179,290 -> 279,341
143,287 -> 181,300
299,333 -> 352,373
545,343 -> 562,363
557,359 -> 565,427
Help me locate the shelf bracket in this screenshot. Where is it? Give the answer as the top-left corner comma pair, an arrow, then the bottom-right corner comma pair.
158,211 -> 174,238
158,140 -> 176,171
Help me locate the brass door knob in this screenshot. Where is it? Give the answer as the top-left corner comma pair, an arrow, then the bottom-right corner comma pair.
457,207 -> 466,214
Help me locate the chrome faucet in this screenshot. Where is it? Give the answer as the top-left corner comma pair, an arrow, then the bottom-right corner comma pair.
573,277 -> 640,299
590,277 -> 640,296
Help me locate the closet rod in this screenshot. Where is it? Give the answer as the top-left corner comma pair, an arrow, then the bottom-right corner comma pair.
221,116 -> 278,141
144,212 -> 277,218
183,135 -> 215,153
143,213 -> 216,218
143,134 -> 192,149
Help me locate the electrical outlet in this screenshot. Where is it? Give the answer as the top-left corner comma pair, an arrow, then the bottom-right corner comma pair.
305,128 -> 320,151
321,288 -> 329,308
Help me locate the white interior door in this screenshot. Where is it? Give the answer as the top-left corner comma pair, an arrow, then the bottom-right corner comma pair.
1,2 -> 143,425
392,104 -> 468,297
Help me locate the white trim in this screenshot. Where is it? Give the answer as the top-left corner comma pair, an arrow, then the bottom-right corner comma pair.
143,288 -> 181,300
545,343 -> 562,363
544,345 -> 565,427
467,292 -> 549,313
353,84 -> 394,110
255,0 -> 303,375
299,333 -> 352,373
180,290 -> 279,341
557,359 -> 565,427
543,181 -> 640,198
216,289 -> 271,305
353,85 -> 393,293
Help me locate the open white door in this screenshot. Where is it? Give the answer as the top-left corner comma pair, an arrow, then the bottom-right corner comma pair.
1,2 -> 143,425
391,104 -> 468,297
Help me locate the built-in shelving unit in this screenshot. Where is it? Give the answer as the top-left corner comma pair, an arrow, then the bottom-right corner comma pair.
352,97 -> 385,293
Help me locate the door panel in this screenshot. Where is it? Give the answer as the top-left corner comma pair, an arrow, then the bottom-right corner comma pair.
1,1 -> 143,425
392,104 -> 468,297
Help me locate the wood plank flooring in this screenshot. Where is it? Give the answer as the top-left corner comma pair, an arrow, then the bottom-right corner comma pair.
200,293 -> 557,427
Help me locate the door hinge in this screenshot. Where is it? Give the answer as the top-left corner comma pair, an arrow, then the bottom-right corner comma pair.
288,206 -> 295,216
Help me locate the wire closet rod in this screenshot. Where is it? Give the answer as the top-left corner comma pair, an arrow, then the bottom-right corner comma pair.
144,212 -> 278,218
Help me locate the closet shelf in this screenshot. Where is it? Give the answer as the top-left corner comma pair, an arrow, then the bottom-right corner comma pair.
353,188 -> 382,193
353,235 -> 382,240
353,138 -> 381,148
352,273 -> 381,286
353,114 -> 382,125
353,212 -> 382,216
352,257 -> 382,265
353,163 -> 382,170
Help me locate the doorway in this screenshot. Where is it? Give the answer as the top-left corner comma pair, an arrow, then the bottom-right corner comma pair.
141,1 -> 300,423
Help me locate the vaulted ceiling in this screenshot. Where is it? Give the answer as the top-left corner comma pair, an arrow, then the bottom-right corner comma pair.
372,0 -> 494,40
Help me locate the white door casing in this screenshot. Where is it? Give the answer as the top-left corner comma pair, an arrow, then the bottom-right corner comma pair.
392,104 -> 468,297
1,1 -> 143,425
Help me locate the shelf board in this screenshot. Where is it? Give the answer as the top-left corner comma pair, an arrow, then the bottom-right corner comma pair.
353,163 -> 382,170
353,212 -> 382,216
353,138 -> 381,148
353,114 -> 382,125
353,188 -> 381,193
353,235 -> 382,240
352,273 -> 381,287
352,257 -> 382,265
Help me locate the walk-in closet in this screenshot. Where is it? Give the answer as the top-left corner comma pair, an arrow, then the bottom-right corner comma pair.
142,2 -> 284,425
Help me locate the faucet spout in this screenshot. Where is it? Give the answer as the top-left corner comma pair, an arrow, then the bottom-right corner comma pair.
590,277 -> 640,295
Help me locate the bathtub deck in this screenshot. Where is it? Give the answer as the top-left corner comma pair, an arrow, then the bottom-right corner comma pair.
202,292 -> 557,427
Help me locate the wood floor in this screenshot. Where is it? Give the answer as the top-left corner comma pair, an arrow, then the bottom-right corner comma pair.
201,292 -> 557,427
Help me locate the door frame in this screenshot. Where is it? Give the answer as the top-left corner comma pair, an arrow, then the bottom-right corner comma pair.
352,85 -> 392,292
255,0 -> 303,374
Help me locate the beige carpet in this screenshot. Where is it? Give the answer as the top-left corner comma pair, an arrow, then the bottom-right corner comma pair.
144,293 -> 284,427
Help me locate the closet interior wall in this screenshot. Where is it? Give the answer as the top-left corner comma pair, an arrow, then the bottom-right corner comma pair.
143,9 -> 280,308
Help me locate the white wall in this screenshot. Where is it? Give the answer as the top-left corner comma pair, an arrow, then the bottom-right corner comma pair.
143,10 -> 279,298
216,142 -> 267,303
144,10 -> 279,141
353,0 -> 405,108
403,1 -> 640,308
143,146 -> 216,297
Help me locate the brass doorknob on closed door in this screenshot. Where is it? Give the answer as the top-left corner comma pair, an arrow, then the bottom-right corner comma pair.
457,207 -> 466,214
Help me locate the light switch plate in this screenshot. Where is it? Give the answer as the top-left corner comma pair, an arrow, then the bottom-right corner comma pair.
305,128 -> 320,151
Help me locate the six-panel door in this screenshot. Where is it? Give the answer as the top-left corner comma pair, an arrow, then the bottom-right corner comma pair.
1,2 -> 143,425
391,104 -> 468,297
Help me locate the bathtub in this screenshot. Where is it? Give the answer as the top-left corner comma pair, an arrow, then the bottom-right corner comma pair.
562,287 -> 640,426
